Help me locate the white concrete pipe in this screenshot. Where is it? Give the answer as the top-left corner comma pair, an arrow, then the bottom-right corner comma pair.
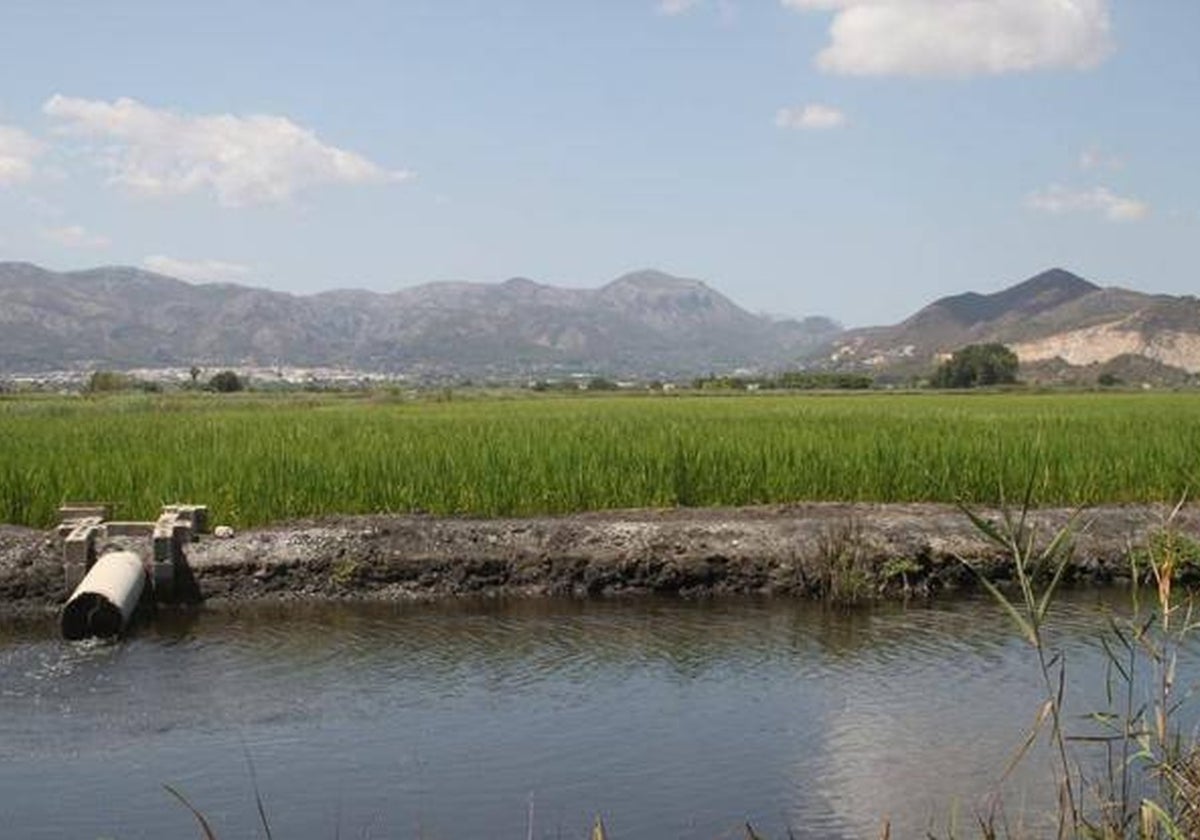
61,550 -> 147,640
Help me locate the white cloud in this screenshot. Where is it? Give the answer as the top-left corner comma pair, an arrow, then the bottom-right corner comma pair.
658,0 -> 741,22
43,95 -> 411,207
1079,145 -> 1123,171
783,0 -> 1113,78
0,125 -> 42,185
42,224 -> 110,249
775,103 -> 847,130
658,0 -> 702,14
143,255 -> 252,283
1026,184 -> 1149,222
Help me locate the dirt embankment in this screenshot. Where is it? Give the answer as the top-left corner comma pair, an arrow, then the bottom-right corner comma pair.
1,504 -> 1195,616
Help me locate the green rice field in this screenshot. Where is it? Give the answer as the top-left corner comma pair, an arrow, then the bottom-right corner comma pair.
1,390 -> 1198,528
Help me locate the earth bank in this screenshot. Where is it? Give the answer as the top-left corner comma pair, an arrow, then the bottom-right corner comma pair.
1,503 -> 1195,617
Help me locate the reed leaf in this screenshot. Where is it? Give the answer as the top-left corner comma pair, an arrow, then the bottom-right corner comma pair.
162,784 -> 218,840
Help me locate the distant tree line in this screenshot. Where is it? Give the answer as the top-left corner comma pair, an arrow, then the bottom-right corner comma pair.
84,368 -> 244,394
85,371 -> 160,393
692,372 -> 873,391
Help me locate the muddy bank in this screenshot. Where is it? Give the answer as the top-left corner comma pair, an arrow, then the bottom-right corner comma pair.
2,503 -> 1197,616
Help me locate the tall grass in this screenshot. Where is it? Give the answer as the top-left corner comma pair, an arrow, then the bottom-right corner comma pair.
952,494 -> 1200,839
1,391 -> 1199,528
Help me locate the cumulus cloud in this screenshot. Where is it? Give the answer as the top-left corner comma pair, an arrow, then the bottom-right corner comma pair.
143,255 -> 252,283
42,224 -> 110,249
658,0 -> 741,22
1026,184 -> 1149,222
43,95 -> 411,207
0,125 -> 42,185
782,0 -> 1113,78
775,103 -> 847,130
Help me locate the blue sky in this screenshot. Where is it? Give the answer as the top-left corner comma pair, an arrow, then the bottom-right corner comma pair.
0,0 -> 1196,325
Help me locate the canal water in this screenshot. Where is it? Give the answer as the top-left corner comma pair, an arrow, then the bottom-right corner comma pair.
0,591 -> 1192,839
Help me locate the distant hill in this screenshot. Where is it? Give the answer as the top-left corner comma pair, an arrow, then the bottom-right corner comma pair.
0,263 -> 840,377
7,261 -> 1195,383
824,268 -> 1200,379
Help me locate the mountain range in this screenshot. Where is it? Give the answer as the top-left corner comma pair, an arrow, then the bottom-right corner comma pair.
0,262 -> 838,378
1,262 -> 1196,381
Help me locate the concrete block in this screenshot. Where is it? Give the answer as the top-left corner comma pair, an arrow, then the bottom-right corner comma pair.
163,504 -> 208,538
64,561 -> 87,592
152,561 -> 175,600
58,503 -> 112,523
158,509 -> 191,536
151,517 -> 195,602
152,523 -> 175,564
103,521 -> 155,538
57,516 -> 102,540
63,525 -> 97,567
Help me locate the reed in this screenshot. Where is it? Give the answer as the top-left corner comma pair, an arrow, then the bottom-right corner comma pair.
952,493 -> 1200,839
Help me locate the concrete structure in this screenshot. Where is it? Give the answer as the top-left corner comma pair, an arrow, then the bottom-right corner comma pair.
56,502 -> 208,638
61,550 -> 146,640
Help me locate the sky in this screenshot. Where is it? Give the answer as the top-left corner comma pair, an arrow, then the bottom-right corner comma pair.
0,0 -> 1196,326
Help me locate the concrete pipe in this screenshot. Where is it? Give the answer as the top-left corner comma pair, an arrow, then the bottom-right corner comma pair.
61,550 -> 147,640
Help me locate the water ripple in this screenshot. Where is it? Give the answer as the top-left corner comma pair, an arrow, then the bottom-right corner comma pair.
0,590 -> 1192,839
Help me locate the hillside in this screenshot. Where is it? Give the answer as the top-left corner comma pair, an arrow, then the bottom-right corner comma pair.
825,268 -> 1200,378
0,263 -> 840,378
7,262 -> 1195,383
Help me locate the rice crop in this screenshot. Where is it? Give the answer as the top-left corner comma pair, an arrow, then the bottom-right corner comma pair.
1,390 -> 1198,528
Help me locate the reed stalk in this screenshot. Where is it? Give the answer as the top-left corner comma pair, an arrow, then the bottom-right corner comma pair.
958,493 -> 1200,839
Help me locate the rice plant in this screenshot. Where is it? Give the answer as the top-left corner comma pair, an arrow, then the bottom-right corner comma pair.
1,390 -> 1198,528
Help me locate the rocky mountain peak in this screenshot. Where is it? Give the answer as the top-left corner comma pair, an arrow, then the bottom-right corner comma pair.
926,267 -> 1100,328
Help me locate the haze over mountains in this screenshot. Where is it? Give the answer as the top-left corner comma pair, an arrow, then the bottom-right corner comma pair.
1,262 -> 1196,381
0,262 -> 838,378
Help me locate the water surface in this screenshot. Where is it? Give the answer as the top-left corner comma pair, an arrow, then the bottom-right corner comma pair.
0,591 -> 1187,839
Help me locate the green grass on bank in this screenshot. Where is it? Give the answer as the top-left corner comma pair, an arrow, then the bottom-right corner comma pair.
1,390 -> 1198,528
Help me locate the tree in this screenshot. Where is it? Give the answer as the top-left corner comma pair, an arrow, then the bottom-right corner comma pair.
932,343 -> 1019,389
85,370 -> 133,393
208,370 -> 245,393
585,377 -> 619,391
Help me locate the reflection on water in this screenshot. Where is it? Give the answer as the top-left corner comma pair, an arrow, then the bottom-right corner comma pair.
0,590 -> 1190,839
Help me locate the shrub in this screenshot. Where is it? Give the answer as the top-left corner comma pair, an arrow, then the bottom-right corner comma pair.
208,370 -> 245,393
86,370 -> 133,393
585,377 -> 619,391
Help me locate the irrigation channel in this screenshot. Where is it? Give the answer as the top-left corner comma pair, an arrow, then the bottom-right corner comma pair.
2,591 -> 1194,839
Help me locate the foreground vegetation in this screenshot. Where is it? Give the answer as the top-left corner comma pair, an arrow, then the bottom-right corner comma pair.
2,390 -> 1199,528
941,497 -> 1200,838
